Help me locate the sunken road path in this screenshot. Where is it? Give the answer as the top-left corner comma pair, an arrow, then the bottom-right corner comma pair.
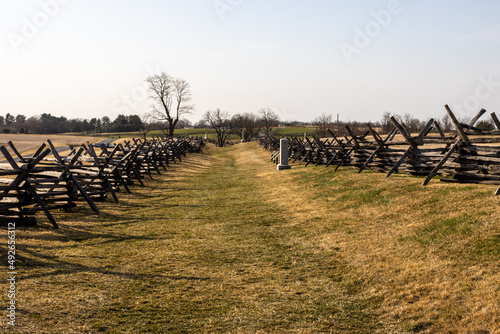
1,142 -> 498,333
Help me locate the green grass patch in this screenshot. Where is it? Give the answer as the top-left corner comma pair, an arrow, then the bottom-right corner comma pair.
408,214 -> 478,247
100,127 -> 318,140
475,234 -> 500,259
101,128 -> 218,139
275,127 -> 317,137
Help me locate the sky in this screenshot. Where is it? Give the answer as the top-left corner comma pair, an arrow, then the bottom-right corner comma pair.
1,0 -> 500,124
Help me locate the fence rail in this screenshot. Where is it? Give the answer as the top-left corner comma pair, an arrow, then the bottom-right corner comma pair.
259,105 -> 500,196
0,137 -> 204,228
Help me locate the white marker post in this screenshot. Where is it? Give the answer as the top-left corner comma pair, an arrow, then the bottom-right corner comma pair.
277,138 -> 291,170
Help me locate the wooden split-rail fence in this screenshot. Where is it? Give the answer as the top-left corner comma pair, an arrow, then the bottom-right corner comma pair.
260,105 -> 500,196
0,137 -> 204,228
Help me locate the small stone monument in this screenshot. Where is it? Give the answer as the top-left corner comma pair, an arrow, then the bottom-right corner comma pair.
277,138 -> 291,170
241,129 -> 246,143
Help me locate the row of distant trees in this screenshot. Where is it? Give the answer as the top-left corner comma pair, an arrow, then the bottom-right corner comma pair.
311,111 -> 496,138
203,108 -> 498,147
201,109 -> 375,147
0,113 -> 147,134
2,108 -> 494,139
1,107 -> 495,138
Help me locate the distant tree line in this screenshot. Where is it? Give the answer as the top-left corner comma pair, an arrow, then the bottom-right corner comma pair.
312,111 -> 496,138
0,113 -> 147,134
1,107 -> 494,138
201,108 -> 498,147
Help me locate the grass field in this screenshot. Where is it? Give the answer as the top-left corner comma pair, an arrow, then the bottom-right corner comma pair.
99,127 -> 317,139
0,134 -> 100,158
0,142 -> 498,333
100,129 -> 234,141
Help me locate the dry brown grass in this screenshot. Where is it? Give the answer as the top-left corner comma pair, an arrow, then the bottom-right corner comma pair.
0,134 -> 101,157
0,142 -> 498,333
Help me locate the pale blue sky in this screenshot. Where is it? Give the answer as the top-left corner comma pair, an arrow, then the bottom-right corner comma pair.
1,0 -> 500,123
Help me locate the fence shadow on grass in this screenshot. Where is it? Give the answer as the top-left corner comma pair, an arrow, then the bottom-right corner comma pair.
15,246 -> 211,282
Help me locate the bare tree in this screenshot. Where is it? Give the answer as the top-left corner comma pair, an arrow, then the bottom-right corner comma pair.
381,111 -> 393,133
381,112 -> 406,134
203,109 -> 232,147
231,113 -> 261,142
175,118 -> 192,129
313,113 -> 333,138
139,112 -> 155,138
344,120 -> 366,136
402,113 -> 423,134
439,114 -> 453,133
146,72 -> 194,136
193,119 -> 207,129
258,108 -> 280,136
476,119 -> 494,131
